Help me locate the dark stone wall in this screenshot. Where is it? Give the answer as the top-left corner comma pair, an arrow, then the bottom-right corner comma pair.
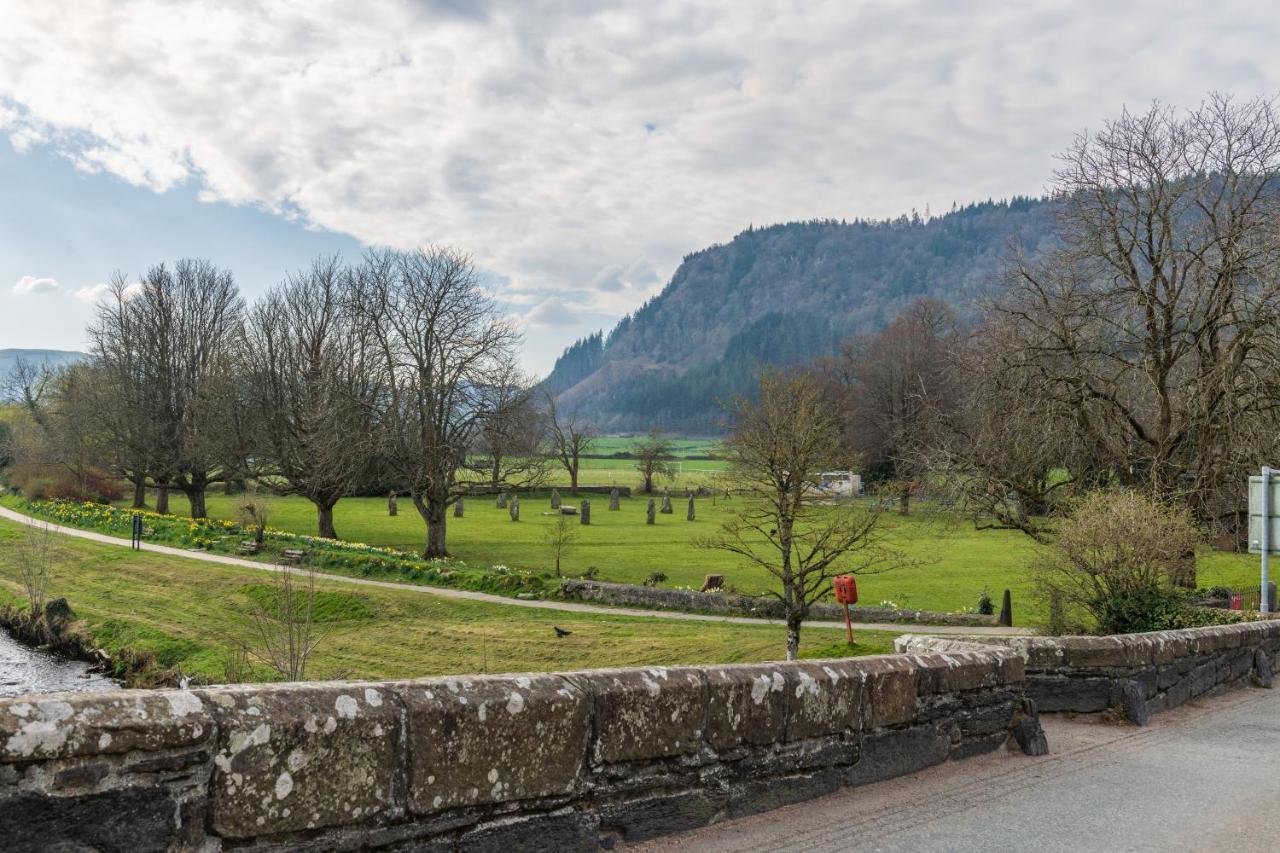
0,649 -> 1025,851
897,620 -> 1280,725
560,578 -> 1000,627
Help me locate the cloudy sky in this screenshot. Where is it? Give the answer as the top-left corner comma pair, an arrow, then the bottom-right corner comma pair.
3,0 -> 1280,373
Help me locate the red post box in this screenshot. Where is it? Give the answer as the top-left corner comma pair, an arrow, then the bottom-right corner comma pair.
833,575 -> 858,604
833,575 -> 858,644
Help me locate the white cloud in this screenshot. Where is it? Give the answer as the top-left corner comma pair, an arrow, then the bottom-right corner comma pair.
527,296 -> 581,328
71,282 -> 111,302
13,275 -> 58,295
2,1 -> 1280,336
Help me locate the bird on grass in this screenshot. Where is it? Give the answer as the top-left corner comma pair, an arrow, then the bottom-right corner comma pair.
554,626 -> 572,638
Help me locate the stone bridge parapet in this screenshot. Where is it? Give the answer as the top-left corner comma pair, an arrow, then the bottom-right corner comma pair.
1,648 -> 1027,851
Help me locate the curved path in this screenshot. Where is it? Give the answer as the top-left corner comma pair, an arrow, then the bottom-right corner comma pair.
0,505 -> 1031,636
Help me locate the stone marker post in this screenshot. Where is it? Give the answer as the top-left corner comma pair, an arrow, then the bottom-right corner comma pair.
454,497 -> 464,518
609,488 -> 620,510
998,589 -> 1012,627
660,489 -> 672,514
687,496 -> 695,521
551,488 -> 561,509
580,499 -> 590,525
497,492 -> 507,509
510,496 -> 520,521
388,491 -> 397,517
646,498 -> 656,524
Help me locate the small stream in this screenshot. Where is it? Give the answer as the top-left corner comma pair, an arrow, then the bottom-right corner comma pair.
0,630 -> 120,698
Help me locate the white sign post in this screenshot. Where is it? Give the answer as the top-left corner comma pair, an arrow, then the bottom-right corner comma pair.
1247,466 -> 1279,612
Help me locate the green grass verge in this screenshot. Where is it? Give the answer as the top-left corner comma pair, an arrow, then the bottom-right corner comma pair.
0,516 -> 898,685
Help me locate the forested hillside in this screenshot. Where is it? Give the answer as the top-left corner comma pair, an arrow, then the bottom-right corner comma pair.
547,196 -> 1059,432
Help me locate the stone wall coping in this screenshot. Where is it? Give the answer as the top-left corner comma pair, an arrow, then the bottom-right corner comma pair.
896,619 -> 1280,670
559,578 -> 1000,627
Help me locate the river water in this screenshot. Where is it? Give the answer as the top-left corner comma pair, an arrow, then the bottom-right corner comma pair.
0,630 -> 120,698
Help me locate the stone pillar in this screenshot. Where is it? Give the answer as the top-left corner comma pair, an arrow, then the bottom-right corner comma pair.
551,488 -> 561,510
510,496 -> 520,521
497,492 -> 507,509
998,589 -> 1012,627
646,498 -> 656,525
454,497 -> 464,518
388,492 -> 397,516
660,489 -> 672,514
580,499 -> 591,525
687,496 -> 695,522
609,488 -> 620,511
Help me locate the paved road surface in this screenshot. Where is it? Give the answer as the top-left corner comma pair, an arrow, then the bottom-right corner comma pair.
637,685 -> 1280,852
0,505 -> 1030,636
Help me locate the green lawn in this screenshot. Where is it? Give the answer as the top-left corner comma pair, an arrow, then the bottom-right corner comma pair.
541,455 -> 731,491
0,516 -> 899,686
165,489 -> 1264,626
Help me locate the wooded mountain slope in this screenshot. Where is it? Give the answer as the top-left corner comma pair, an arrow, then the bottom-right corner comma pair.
547,196 -> 1058,433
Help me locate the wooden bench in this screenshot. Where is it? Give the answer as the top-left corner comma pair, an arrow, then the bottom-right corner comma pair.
237,541 -> 260,555
281,548 -> 306,564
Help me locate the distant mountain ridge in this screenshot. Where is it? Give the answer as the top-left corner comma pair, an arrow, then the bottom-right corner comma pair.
546,197 -> 1060,433
0,348 -> 88,394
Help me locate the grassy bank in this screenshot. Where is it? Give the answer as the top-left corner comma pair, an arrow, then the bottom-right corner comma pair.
0,516 -> 897,686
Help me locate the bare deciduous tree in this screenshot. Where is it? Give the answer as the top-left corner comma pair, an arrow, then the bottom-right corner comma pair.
633,428 -> 675,494
543,511 -> 578,578
823,298 -> 961,515
90,260 -> 246,517
243,564 -> 325,681
699,370 -> 905,660
546,394 -> 595,496
470,363 -> 549,490
354,247 -> 520,558
4,519 -> 54,619
243,255 -> 379,538
994,94 -> 1280,533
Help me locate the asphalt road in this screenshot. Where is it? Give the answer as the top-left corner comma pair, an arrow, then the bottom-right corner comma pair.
0,505 -> 1031,636
636,685 -> 1280,852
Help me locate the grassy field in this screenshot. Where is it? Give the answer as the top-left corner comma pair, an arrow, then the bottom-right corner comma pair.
125,488 -> 1261,625
0,516 -> 900,685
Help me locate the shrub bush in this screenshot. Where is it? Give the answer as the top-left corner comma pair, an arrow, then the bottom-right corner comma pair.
1035,491 -> 1213,634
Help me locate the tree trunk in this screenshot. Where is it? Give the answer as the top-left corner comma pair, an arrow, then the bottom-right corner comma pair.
315,499 -> 338,539
131,477 -> 148,509
643,472 -> 653,494
413,491 -> 449,559
186,488 -> 207,519
156,483 -> 171,515
570,464 -> 579,496
898,489 -> 910,516
785,614 -> 802,661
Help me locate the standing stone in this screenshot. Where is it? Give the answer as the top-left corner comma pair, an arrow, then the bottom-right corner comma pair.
646,498 -> 656,525
609,488 -> 620,511
551,488 -> 561,509
660,489 -> 673,514
998,589 -> 1013,627
497,492 -> 508,509
388,491 -> 398,517
687,496 -> 696,522
509,496 -> 520,521
454,497 -> 464,518
580,499 -> 591,525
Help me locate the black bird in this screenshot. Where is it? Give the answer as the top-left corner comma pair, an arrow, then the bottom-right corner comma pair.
554,626 -> 572,638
